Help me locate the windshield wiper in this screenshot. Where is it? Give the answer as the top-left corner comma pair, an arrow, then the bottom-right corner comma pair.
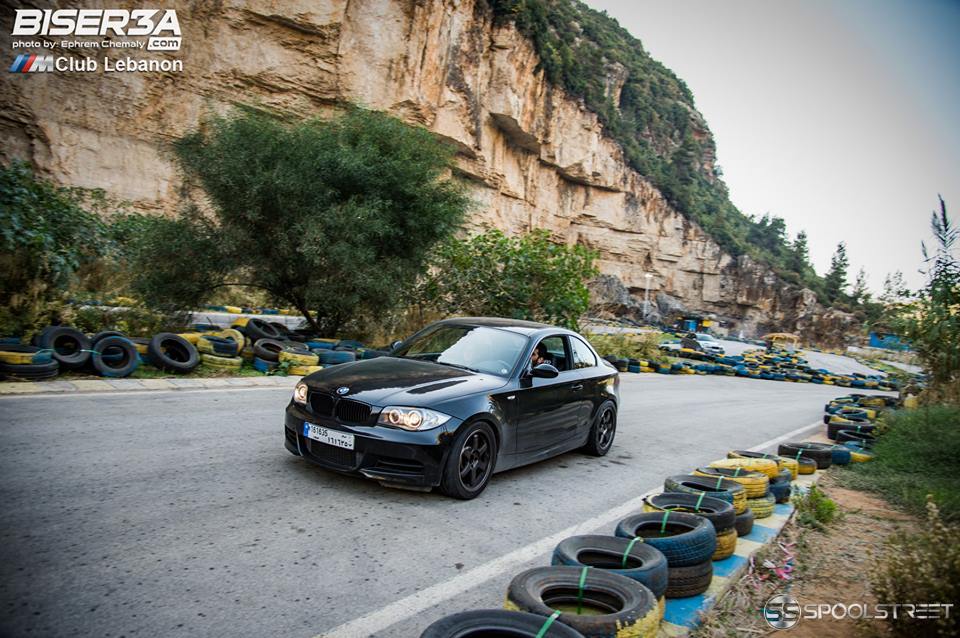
435,361 -> 481,373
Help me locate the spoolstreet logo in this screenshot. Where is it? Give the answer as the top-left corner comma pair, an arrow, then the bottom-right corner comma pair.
8,54 -> 53,73
764,594 -> 801,629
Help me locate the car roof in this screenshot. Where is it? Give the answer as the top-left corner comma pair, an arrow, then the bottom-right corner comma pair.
437,316 -> 562,336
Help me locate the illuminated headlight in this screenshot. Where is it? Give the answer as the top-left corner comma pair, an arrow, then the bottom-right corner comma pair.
378,406 -> 452,431
293,382 -> 308,405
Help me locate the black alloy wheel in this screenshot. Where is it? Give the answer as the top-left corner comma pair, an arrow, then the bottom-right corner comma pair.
584,402 -> 617,456
440,422 -> 497,499
459,430 -> 493,490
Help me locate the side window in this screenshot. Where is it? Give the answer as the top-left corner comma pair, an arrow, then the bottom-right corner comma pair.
570,337 -> 597,369
534,336 -> 569,372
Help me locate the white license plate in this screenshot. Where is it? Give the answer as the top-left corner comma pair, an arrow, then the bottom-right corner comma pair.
302,422 -> 355,450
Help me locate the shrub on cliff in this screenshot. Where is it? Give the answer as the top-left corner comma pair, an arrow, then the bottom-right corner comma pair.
0,162 -> 107,337
128,107 -> 471,336
416,229 -> 597,329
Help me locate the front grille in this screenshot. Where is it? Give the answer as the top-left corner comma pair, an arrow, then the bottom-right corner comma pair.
305,439 -> 356,468
309,392 -> 335,416
374,457 -> 425,475
336,399 -> 371,424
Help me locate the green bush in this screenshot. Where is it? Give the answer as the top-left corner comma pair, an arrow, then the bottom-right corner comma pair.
127,106 -> 471,337
584,331 -> 666,365
792,484 -> 839,530
842,406 -> 960,521
0,162 -> 107,337
417,229 -> 597,329
869,498 -> 960,638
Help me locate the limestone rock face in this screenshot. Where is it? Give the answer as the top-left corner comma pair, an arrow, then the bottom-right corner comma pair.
0,0 -> 849,340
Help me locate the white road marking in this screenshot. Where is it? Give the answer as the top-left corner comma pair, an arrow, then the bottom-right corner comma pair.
318,420 -> 825,638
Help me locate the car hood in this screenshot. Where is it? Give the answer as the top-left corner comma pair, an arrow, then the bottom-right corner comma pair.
302,356 -> 509,407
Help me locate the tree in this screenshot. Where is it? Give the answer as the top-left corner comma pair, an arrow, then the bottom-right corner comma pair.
824,242 -> 849,302
851,268 -> 870,305
128,107 -> 471,336
786,230 -> 811,274
417,229 -> 598,329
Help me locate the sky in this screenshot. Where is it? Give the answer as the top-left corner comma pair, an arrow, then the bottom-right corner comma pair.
585,0 -> 960,293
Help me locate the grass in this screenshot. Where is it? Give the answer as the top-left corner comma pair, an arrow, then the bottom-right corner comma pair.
837,405 -> 960,522
56,361 -> 273,381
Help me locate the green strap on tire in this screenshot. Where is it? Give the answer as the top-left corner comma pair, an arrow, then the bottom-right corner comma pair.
694,491 -> 706,511
715,476 -> 724,490
622,536 -> 643,568
535,610 -> 561,638
733,467 -> 742,477
660,510 -> 670,534
795,449 -> 803,461
576,566 -> 589,615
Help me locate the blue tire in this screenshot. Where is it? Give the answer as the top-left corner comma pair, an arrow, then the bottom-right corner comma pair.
614,511 -> 716,567
551,534 -> 669,599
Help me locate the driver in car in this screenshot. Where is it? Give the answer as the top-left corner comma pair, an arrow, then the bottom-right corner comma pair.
530,342 -> 549,368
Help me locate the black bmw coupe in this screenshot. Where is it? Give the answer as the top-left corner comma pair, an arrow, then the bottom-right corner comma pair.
284,317 -> 619,499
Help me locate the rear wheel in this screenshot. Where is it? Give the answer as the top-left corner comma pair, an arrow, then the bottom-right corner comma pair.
583,402 -> 617,456
440,422 -> 497,500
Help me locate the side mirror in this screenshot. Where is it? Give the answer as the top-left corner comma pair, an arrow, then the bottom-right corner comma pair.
530,363 -> 559,379
391,340 -> 403,351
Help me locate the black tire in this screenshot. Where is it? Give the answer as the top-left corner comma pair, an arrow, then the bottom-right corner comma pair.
778,442 -> 833,469
665,560 -> 713,598
836,430 -> 877,448
148,333 -> 200,374
827,421 -> 877,440
0,344 -> 54,365
551,535 -> 669,599
734,508 -> 754,537
663,474 -> 745,509
771,468 -> 792,484
269,321 -> 291,337
769,480 -> 791,504
420,609 -> 586,638
253,338 -> 285,363
439,421 -> 497,499
0,359 -> 59,380
614,512 -> 717,567
38,326 -> 90,370
282,340 -> 310,353
642,492 -> 736,533
244,318 -> 281,342
505,567 -> 659,638
90,330 -> 124,348
91,336 -> 139,378
582,402 -> 616,456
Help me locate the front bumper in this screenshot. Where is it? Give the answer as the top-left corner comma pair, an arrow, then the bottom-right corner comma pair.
284,401 -> 457,487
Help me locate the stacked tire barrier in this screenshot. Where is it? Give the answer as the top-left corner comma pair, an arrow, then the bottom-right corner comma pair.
819,393 -> 898,462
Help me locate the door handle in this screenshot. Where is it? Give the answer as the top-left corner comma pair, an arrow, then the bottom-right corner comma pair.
571,384 -> 583,391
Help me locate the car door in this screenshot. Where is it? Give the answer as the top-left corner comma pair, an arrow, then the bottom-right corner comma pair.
514,335 -> 582,453
567,335 -> 604,432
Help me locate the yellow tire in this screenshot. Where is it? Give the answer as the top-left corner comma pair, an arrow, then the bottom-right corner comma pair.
224,306 -> 242,314
134,342 -> 149,355
279,350 -> 319,366
0,349 -> 41,364
288,365 -> 323,376
196,336 -> 218,355
177,332 -> 202,345
218,328 -> 246,351
777,457 -> 799,479
747,494 -> 775,518
201,354 -> 242,368
240,347 -> 255,361
709,457 -> 779,479
693,467 -> 769,498
848,449 -> 874,462
713,527 -> 738,560
795,458 -> 816,474
231,318 -> 250,329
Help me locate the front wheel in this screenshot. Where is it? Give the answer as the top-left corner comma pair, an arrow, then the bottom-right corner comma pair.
440,421 -> 497,499
583,402 -> 617,456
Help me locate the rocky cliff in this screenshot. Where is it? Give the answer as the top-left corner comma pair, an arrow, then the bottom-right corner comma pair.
0,0 -> 853,342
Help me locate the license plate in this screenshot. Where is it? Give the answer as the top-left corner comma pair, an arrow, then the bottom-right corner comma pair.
302,422 -> 355,450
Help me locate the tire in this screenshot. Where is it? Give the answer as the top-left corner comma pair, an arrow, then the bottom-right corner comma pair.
582,402 -> 616,456
746,493 -> 775,518
769,480 -> 791,504
38,326 -> 90,370
420,609 -> 586,638
244,318 -> 281,342
282,340 -> 310,353
707,457 -> 779,479
713,527 -> 738,560
0,359 -> 59,381
663,475 -> 746,514
505,567 -> 659,638
641,492 -> 736,533
148,333 -> 200,374
440,421 -> 497,499
90,330 -> 124,348
665,560 -> 713,598
614,512 -> 717,567
129,337 -> 150,355
551,535 -> 668,600
844,445 -> 875,462
201,353 -> 242,368
278,349 -> 320,366
778,442 -> 833,469
288,365 -> 322,376
826,445 -> 852,466
770,468 -> 792,484
254,338 -> 285,363
827,421 -> 877,440
197,335 -> 240,357
727,450 -> 797,478
795,456 -> 817,474
318,350 -> 357,365
692,467 -> 768,498
219,328 -> 246,351
734,508 -> 754,537
90,336 -> 139,378
252,356 -> 277,373
837,430 -> 876,448
0,345 -> 53,365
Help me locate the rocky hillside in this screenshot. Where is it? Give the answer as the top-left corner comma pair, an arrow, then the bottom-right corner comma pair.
0,0 -> 853,342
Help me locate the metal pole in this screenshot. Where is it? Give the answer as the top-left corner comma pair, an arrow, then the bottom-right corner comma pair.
643,273 -> 652,322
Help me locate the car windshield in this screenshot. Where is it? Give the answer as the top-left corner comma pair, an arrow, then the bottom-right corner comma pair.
696,333 -> 717,341
393,325 -> 527,377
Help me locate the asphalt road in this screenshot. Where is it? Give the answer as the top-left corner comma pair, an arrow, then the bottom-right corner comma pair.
0,375 -> 891,638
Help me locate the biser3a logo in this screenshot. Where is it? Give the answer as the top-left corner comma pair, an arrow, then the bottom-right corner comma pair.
764,594 -> 801,629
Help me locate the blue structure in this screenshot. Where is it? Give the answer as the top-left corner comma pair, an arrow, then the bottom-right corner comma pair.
868,331 -> 909,351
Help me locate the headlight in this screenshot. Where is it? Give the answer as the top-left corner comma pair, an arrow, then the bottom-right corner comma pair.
378,406 -> 452,431
293,382 -> 308,405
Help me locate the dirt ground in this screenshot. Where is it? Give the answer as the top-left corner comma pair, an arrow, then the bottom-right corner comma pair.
693,471 -> 919,638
